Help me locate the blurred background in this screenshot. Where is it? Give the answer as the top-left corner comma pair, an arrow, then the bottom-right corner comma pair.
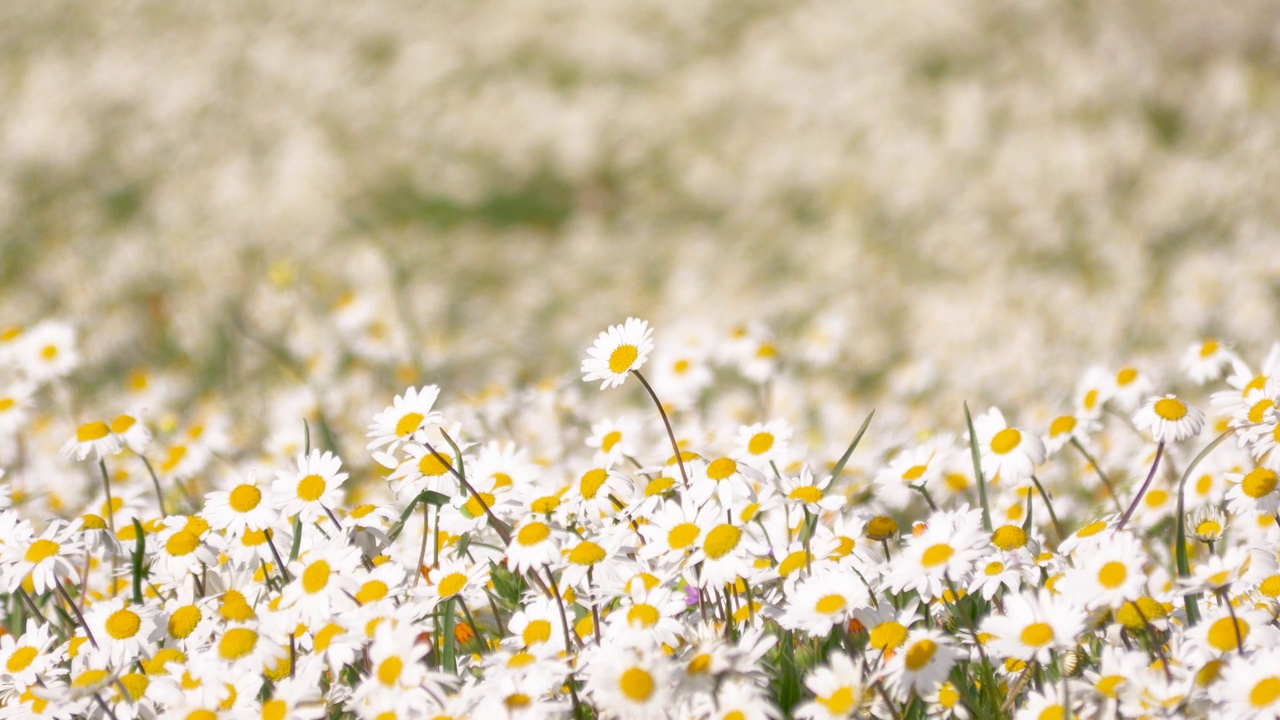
3,0 -> 1280,410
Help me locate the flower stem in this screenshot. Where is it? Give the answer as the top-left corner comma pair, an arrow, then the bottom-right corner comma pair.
1069,437 -> 1122,513
630,369 -> 689,488
1116,442 -> 1163,532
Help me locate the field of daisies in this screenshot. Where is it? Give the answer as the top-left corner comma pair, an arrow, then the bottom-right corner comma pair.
6,2 -> 1280,719
2,313 -> 1280,719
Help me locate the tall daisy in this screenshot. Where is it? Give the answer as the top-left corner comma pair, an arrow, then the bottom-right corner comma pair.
581,318 -> 654,390
271,449 -> 348,523
972,407 -> 1045,484
1133,394 -> 1205,444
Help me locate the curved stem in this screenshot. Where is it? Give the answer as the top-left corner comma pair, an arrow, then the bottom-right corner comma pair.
1116,442 -> 1164,532
630,370 -> 689,488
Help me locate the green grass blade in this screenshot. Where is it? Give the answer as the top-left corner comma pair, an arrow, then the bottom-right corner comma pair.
830,409 -> 875,480
964,402 -> 992,532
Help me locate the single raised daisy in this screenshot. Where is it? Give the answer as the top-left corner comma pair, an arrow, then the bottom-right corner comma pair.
366,385 -> 444,464
202,471 -> 277,536
60,420 -> 122,461
1134,394 -> 1205,444
581,318 -> 654,390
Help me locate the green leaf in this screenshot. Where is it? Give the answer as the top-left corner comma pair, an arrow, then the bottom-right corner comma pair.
441,598 -> 457,673
830,409 -> 875,480
964,402 -> 993,532
130,518 -> 146,605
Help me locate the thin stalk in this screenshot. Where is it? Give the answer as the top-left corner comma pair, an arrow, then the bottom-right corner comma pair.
963,403 -> 993,532
1028,475 -> 1064,541
421,440 -> 511,545
55,578 -> 97,649
1116,442 -> 1164,532
630,369 -> 689,488
1070,438 -> 1122,513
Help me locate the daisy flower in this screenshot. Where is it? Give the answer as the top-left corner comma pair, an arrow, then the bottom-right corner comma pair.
0,622 -> 64,691
733,419 -> 794,469
506,517 -> 563,576
882,628 -> 958,699
981,590 -> 1085,665
2,519 -> 82,594
972,407 -> 1045,485
0,381 -> 34,436
271,449 -> 348,523
875,441 -> 949,510
584,641 -> 673,720
586,417 -> 640,465
581,317 -> 654,390
793,652 -> 869,720
60,420 -> 122,462
202,471 -> 277,536
1212,649 -> 1280,718
281,537 -> 363,626
82,598 -> 164,667
1109,365 -> 1155,411
1042,411 -> 1100,456
366,385 -> 444,464
780,569 -> 870,637
882,516 -> 987,601
781,464 -> 845,514
1056,531 -> 1148,610
13,320 -> 77,383
1225,465 -> 1280,516
1134,394 -> 1205,444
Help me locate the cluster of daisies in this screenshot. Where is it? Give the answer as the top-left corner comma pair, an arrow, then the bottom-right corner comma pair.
2,319 -> 1280,719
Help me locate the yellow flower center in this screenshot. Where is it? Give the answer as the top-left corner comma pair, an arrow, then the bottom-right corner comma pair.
106,608 -> 142,639
707,458 -> 737,480
523,619 -> 552,645
819,687 -> 855,715
985,561 -> 1005,576
218,627 -> 258,660
1154,398 -> 1187,421
869,621 -> 908,650
1207,616 -> 1249,652
6,647 -> 37,673
73,669 -> 110,688
1259,575 -> 1280,598
778,551 -> 808,577
1020,622 -> 1053,647
377,656 -> 403,686
1116,368 -> 1137,386
229,485 -> 262,513
1097,561 -> 1127,589
608,345 -> 639,374
24,539 -> 59,563
296,474 -> 326,502
990,428 -> 1021,455
165,531 -> 199,557
220,590 -> 254,621
531,495 -> 560,514
902,464 -> 927,481
77,421 -> 110,442
437,572 -> 467,597
313,623 -> 344,651
110,415 -> 136,434
1199,340 -> 1219,357
1243,468 -> 1278,499
418,451 -> 453,477
1038,708 -> 1064,720
627,604 -> 660,627
263,699 -> 286,720
0,398 -> 13,411
302,560 -> 330,594
921,543 -> 954,568
644,477 -> 675,497
169,605 -> 202,639
1049,416 -> 1076,437
601,431 -> 622,453
704,524 -> 742,560
116,673 -> 147,703
619,667 -> 654,701
356,580 -> 388,604
747,432 -> 774,455
579,469 -> 608,499
1083,389 -> 1099,411
1076,520 -> 1107,537
1249,399 -> 1275,424
991,525 -> 1027,550
904,639 -> 937,670
568,541 -> 606,566
462,492 -> 495,519
394,412 -> 424,436
1250,677 -> 1280,708
815,594 -> 845,615
517,522 -> 550,546
788,486 -> 823,504
667,523 -> 700,550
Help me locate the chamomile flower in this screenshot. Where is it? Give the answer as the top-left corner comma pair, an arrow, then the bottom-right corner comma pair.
793,652 -> 869,720
60,420 -> 122,461
981,590 -> 1085,664
1109,365 -> 1155,411
1212,649 -> 1280,718
1056,531 -> 1148,610
586,417 -> 640,465
271,449 -> 348,523
2,519 -> 82,594
734,419 -> 793,469
581,318 -> 654,390
882,516 -> 986,601
82,598 -> 164,667
202,471 -> 277,536
780,569 -> 869,637
584,641 -> 673,720
0,622 -> 64,690
366,385 -> 444,464
506,517 -> 563,575
972,407 -> 1045,484
882,628 -> 958,699
1225,465 -> 1280,516
1134,394 -> 1205,444
281,537 -> 363,626
780,464 -> 845,514
876,441 -> 949,510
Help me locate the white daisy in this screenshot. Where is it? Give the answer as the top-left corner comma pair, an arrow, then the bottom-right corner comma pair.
581,317 -> 654,390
